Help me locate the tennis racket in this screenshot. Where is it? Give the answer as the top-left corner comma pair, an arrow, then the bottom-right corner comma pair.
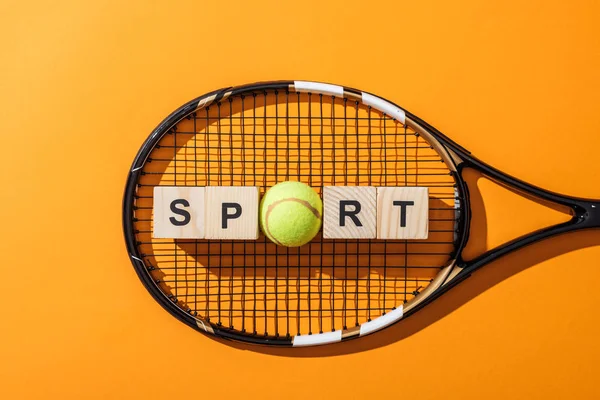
123,80 -> 600,346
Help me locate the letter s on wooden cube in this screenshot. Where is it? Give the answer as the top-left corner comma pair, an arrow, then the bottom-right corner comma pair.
153,186 -> 206,239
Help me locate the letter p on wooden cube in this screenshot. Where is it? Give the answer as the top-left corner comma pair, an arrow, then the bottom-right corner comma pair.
377,187 -> 429,239
153,186 -> 205,239
205,186 -> 260,240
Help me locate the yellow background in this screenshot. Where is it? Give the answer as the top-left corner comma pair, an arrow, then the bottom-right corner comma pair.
2,0 -> 600,398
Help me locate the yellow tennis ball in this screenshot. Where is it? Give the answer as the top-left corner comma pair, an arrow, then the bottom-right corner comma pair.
260,181 -> 323,247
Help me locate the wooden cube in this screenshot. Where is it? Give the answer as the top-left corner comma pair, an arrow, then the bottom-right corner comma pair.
323,186 -> 377,239
153,186 -> 205,239
205,186 -> 260,240
376,187 -> 429,239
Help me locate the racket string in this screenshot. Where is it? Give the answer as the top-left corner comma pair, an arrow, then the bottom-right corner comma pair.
133,90 -> 458,337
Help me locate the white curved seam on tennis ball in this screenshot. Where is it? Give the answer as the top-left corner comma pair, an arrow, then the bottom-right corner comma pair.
292,330 -> 342,346
359,305 -> 404,336
361,92 -> 406,124
294,81 -> 344,97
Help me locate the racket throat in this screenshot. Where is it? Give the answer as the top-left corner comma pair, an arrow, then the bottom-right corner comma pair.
573,200 -> 600,229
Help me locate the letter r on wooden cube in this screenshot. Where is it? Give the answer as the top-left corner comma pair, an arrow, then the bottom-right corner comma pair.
377,187 -> 429,239
153,186 -> 205,239
205,186 -> 260,240
323,186 -> 377,239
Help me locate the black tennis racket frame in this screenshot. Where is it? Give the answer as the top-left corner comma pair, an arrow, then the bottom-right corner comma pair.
123,81 -> 600,346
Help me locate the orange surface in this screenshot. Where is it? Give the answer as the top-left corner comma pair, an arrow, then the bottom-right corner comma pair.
2,0 -> 600,398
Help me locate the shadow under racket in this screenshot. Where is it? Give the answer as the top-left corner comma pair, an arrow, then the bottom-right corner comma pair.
161,169 -> 599,356
225,230 -> 600,357
131,96 -> 597,354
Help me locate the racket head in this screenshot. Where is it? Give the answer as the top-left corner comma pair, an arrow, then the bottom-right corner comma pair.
123,81 -> 469,346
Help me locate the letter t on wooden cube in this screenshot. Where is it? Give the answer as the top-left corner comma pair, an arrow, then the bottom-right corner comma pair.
377,187 -> 429,239
205,186 -> 260,240
323,186 -> 377,239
